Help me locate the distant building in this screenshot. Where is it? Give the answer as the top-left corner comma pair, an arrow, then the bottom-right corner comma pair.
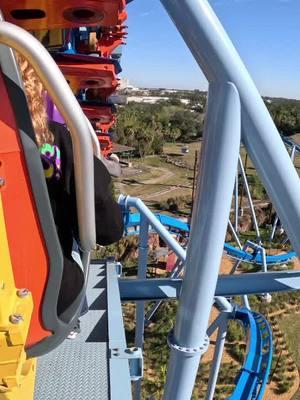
118,77 -> 139,91
127,96 -> 190,105
109,94 -> 128,105
161,89 -> 178,94
127,96 -> 169,104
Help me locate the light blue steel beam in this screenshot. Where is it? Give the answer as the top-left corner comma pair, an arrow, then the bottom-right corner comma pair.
119,270 -> 300,301
160,0 -> 300,257
163,82 -> 241,400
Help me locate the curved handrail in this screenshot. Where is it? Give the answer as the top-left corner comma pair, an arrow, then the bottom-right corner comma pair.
0,21 -> 96,251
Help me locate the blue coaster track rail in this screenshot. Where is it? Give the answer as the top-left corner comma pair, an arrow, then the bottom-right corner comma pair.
228,309 -> 273,400
124,212 -> 296,266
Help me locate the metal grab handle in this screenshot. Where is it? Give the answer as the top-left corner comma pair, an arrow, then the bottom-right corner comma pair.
85,115 -> 101,159
0,21 -> 95,251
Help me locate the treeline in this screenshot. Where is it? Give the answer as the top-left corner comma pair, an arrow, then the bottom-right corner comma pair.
265,98 -> 300,134
115,100 -> 204,157
114,92 -> 300,157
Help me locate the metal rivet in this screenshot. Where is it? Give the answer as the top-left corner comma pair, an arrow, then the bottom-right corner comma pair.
17,288 -> 29,298
126,347 -> 139,354
9,314 -> 24,324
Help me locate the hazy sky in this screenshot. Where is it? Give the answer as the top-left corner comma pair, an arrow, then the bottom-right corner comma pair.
121,0 -> 300,99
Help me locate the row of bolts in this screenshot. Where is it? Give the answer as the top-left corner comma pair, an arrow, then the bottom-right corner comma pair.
9,288 -> 30,324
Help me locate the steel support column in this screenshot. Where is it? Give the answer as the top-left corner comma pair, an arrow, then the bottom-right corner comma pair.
160,0 -> 300,257
134,215 -> 149,400
234,174 -> 239,232
238,156 -> 261,241
228,220 -> 242,249
205,313 -> 229,400
163,82 -> 241,400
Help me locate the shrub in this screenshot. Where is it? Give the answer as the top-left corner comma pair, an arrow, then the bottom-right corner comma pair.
226,321 -> 245,342
276,380 -> 292,394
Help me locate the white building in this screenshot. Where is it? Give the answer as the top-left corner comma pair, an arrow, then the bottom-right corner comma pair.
118,77 -> 139,91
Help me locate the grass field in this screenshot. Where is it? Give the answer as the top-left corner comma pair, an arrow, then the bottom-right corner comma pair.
279,315 -> 300,368
115,143 -> 197,204
279,315 -> 300,398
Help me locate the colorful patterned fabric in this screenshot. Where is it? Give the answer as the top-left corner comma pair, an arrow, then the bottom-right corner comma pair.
40,143 -> 62,180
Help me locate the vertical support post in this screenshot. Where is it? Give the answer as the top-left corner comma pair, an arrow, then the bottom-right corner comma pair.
163,82 -> 241,400
191,150 -> 199,218
242,295 -> 250,309
134,214 -> 149,400
234,174 -> 239,232
205,313 -> 229,400
291,146 -> 296,163
228,220 -> 242,249
238,156 -> 261,242
270,216 -> 279,241
239,154 -> 247,216
261,247 -> 267,273
230,242 -> 249,274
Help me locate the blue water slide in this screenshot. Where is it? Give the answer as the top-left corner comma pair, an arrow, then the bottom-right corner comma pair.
124,212 -> 296,265
227,308 -> 273,400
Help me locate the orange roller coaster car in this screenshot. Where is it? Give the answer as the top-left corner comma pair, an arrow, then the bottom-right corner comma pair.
96,118 -> 116,133
98,134 -> 113,157
81,102 -> 116,132
97,25 -> 127,57
54,53 -> 119,96
1,0 -> 127,30
76,25 -> 127,58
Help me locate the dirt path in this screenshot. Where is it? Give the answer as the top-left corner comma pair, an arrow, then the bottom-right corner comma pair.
141,186 -> 179,200
142,168 -> 174,185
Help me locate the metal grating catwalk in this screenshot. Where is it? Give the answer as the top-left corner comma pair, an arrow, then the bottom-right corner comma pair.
34,263 -> 109,400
